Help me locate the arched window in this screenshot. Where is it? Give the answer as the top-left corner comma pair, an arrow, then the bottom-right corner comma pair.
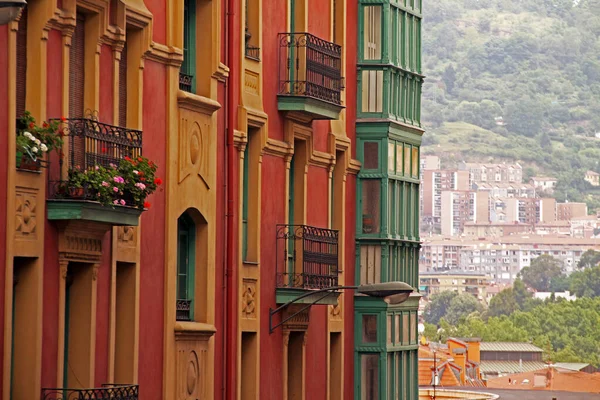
177,213 -> 196,321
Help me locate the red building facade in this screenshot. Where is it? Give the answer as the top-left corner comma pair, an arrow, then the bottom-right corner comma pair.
0,0 -> 419,398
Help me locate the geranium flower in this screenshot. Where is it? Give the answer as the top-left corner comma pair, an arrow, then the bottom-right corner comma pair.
144,201 -> 151,209
135,182 -> 146,190
101,181 -> 110,187
113,200 -> 119,205
113,187 -> 119,192
120,199 -> 126,206
154,177 -> 163,185
60,116 -> 66,122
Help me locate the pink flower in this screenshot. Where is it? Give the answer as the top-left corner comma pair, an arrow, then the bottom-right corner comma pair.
113,187 -> 119,192
113,200 -> 119,205
109,163 -> 117,169
95,165 -> 100,171
119,199 -> 126,206
133,170 -> 139,175
113,176 -> 124,184
135,182 -> 146,190
101,181 -> 110,187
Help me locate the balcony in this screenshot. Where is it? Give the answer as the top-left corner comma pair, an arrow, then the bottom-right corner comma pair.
42,384 -> 138,400
275,224 -> 340,305
47,116 -> 144,226
277,32 -> 344,121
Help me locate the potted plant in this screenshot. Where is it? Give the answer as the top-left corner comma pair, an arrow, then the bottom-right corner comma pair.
16,111 -> 64,171
63,156 -> 162,210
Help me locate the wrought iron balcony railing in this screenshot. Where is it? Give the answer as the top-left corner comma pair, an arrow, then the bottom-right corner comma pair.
276,225 -> 339,290
179,72 -> 193,92
47,112 -> 142,204
41,384 -> 139,400
176,299 -> 192,321
278,32 -> 344,105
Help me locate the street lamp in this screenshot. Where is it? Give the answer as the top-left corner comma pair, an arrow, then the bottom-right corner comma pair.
0,0 -> 26,25
269,281 -> 414,333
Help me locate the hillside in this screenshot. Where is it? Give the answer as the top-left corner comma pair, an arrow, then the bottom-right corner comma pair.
422,0 -> 600,209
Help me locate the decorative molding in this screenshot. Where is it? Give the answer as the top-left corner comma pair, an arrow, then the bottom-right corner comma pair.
212,62 -> 230,82
263,138 -> 292,158
15,189 -> 38,240
241,279 -> 257,319
117,226 -> 137,247
282,304 -> 310,332
145,42 -> 183,66
177,90 -> 221,115
348,159 -> 362,175
330,302 -> 342,320
177,113 -> 211,188
244,70 -> 260,96
310,150 -> 335,169
233,129 -> 247,151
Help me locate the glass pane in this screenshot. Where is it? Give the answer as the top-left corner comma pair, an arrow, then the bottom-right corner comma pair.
361,70 -> 384,113
395,352 -> 400,398
412,146 -> 419,177
361,354 -> 380,400
387,354 -> 394,398
395,314 -> 400,344
402,313 -> 409,346
388,142 -> 395,172
396,143 -> 403,174
362,180 -> 381,234
388,181 -> 394,236
362,315 -> 378,343
404,145 -> 411,176
387,315 -> 392,345
364,142 -> 379,169
363,6 -> 382,60
410,312 -> 417,344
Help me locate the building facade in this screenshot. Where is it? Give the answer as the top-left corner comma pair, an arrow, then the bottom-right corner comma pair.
0,0 -> 423,400
355,0 -> 424,397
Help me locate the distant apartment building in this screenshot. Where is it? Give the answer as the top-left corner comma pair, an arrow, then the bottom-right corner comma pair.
463,222 -> 531,237
459,162 -> 523,186
530,176 -> 558,193
422,169 -> 470,231
474,182 -> 536,199
557,202 -> 588,221
584,170 -> 600,186
570,215 -> 599,238
420,271 -> 489,300
421,155 -> 441,172
441,190 -> 490,236
420,235 -> 600,282
490,197 -> 555,225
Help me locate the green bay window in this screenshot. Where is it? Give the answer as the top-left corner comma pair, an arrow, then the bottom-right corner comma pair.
180,0 -> 196,92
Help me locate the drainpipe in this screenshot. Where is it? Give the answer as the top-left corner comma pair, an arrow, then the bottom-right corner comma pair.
224,0 -> 237,397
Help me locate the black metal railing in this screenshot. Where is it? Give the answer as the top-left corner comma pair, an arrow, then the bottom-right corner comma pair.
179,72 -> 193,92
245,44 -> 261,60
47,111 -> 142,203
276,225 -> 339,290
41,384 -> 138,400
278,32 -> 344,105
176,299 -> 192,321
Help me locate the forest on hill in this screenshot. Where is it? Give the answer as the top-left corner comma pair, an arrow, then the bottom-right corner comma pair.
421,0 -> 600,208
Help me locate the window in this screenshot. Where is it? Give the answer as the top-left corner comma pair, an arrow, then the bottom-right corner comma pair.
363,142 -> 379,170
181,0 -> 196,92
16,8 -> 27,117
363,6 -> 382,60
360,354 -> 379,400
242,144 -> 249,260
177,214 -> 196,321
361,70 -> 383,113
362,315 -> 378,343
362,180 -> 381,234
70,13 -> 86,118
119,40 -> 127,127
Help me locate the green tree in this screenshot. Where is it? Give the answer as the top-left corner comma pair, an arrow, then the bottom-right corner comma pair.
577,249 -> 600,269
445,293 -> 484,324
569,264 -> 600,297
424,291 -> 458,325
488,288 -> 519,317
519,255 -> 564,291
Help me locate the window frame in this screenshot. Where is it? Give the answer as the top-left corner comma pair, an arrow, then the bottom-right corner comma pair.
177,213 -> 196,321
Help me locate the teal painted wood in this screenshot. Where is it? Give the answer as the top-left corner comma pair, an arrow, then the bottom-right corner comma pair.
275,288 -> 340,306
46,200 -> 142,226
277,95 -> 343,120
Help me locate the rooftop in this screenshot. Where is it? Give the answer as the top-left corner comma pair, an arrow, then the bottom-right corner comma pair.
480,361 -> 547,375
480,342 -> 543,353
530,176 -> 557,181
488,367 -> 600,393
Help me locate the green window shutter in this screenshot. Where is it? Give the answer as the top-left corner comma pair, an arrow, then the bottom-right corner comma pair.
182,0 -> 197,92
242,145 -> 249,261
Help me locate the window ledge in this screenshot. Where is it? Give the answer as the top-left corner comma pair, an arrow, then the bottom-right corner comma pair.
174,321 -> 217,339
177,90 -> 222,115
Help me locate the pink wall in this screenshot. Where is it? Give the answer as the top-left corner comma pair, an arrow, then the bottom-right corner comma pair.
139,60 -> 167,400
